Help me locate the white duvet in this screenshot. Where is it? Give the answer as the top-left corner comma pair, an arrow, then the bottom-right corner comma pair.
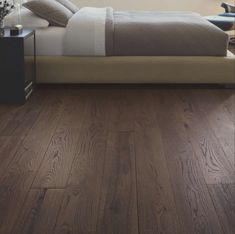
63,7 -> 107,56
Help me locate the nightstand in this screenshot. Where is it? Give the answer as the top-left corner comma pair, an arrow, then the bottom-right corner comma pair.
205,15 -> 235,31
0,29 -> 36,104
228,33 -> 235,54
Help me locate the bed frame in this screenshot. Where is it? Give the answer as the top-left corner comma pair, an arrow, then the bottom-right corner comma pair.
31,52 -> 235,84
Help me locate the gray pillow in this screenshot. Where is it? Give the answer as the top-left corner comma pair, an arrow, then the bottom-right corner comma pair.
23,0 -> 73,27
56,0 -> 79,13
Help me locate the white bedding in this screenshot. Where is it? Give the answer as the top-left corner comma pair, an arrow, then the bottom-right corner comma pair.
24,27 -> 66,56
26,7 -> 106,56
35,27 -> 66,56
64,7 -> 107,56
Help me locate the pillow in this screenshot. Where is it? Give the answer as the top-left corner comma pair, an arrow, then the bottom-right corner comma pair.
56,0 -> 78,13
5,8 -> 49,28
23,0 -> 73,27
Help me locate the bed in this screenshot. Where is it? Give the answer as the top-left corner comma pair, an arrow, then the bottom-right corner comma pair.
33,52 -> 234,84
18,6 -> 235,84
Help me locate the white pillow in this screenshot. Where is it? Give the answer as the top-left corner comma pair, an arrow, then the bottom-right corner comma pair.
5,8 -> 49,29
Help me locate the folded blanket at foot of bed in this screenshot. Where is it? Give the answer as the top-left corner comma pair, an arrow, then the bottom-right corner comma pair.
64,7 -> 229,56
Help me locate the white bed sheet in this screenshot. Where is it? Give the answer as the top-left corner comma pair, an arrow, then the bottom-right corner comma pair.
64,7 -> 106,56
33,27 -> 66,56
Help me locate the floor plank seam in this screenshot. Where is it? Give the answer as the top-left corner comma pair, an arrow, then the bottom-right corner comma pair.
94,128 -> 110,234
8,102 -> 64,234
31,187 -> 66,190
0,92 -> 49,181
0,91 -> 46,137
204,183 -> 227,234
150,91 -> 185,233
0,137 -> 24,179
9,188 -> 48,234
132,131 -> 142,234
29,98 -> 66,190
0,88 -> 233,234
175,92 -> 226,234
51,190 -> 67,234
188,92 -> 234,170
62,98 -> 91,188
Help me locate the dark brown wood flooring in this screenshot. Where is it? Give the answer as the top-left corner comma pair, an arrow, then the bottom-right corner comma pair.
0,87 -> 234,234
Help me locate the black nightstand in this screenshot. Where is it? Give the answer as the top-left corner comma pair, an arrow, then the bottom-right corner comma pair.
0,29 -> 36,104
228,33 -> 235,54
205,15 -> 235,31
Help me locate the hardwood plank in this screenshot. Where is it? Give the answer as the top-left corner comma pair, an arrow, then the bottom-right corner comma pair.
132,91 -> 183,234
217,90 -> 235,124
0,91 -> 48,179
12,189 -> 64,234
0,105 -> 21,134
208,183 -> 235,234
135,128 -> 183,234
96,132 -> 138,234
0,90 -> 46,137
32,92 -> 88,188
189,90 -> 234,160
0,87 -> 233,234
176,90 -> 234,184
0,137 -> 23,179
11,189 -> 47,234
153,90 -> 224,234
106,89 -> 135,132
94,90 -> 139,233
55,91 -> 108,234
0,91 -> 63,234
0,105 -> 19,133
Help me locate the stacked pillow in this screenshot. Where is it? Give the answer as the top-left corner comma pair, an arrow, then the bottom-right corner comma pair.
23,0 -> 79,27
56,0 -> 79,13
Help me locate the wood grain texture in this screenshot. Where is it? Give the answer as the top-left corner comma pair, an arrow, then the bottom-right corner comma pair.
12,189 -> 64,234
208,183 -> 235,234
0,105 -> 20,134
135,127 -> 183,234
0,92 -> 47,179
0,87 -> 234,234
189,90 -> 234,160
106,90 -> 135,132
11,189 -> 47,234
216,90 -> 235,124
0,91 -> 63,234
132,91 -> 183,234
97,132 -> 138,234
153,90 -> 224,234
55,91 -> 109,234
0,137 -> 23,179
0,91 -> 46,137
177,90 -> 234,184
32,93 -> 87,188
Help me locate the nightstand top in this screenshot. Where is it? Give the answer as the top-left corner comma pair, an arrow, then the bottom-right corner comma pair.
205,15 -> 235,31
1,29 -> 35,39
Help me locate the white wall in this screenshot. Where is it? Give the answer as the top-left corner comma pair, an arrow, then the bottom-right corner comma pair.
73,0 -> 234,16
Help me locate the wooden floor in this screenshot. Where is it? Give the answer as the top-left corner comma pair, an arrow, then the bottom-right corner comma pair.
0,87 -> 234,234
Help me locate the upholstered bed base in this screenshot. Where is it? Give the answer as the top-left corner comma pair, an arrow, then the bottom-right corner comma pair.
32,53 -> 235,84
